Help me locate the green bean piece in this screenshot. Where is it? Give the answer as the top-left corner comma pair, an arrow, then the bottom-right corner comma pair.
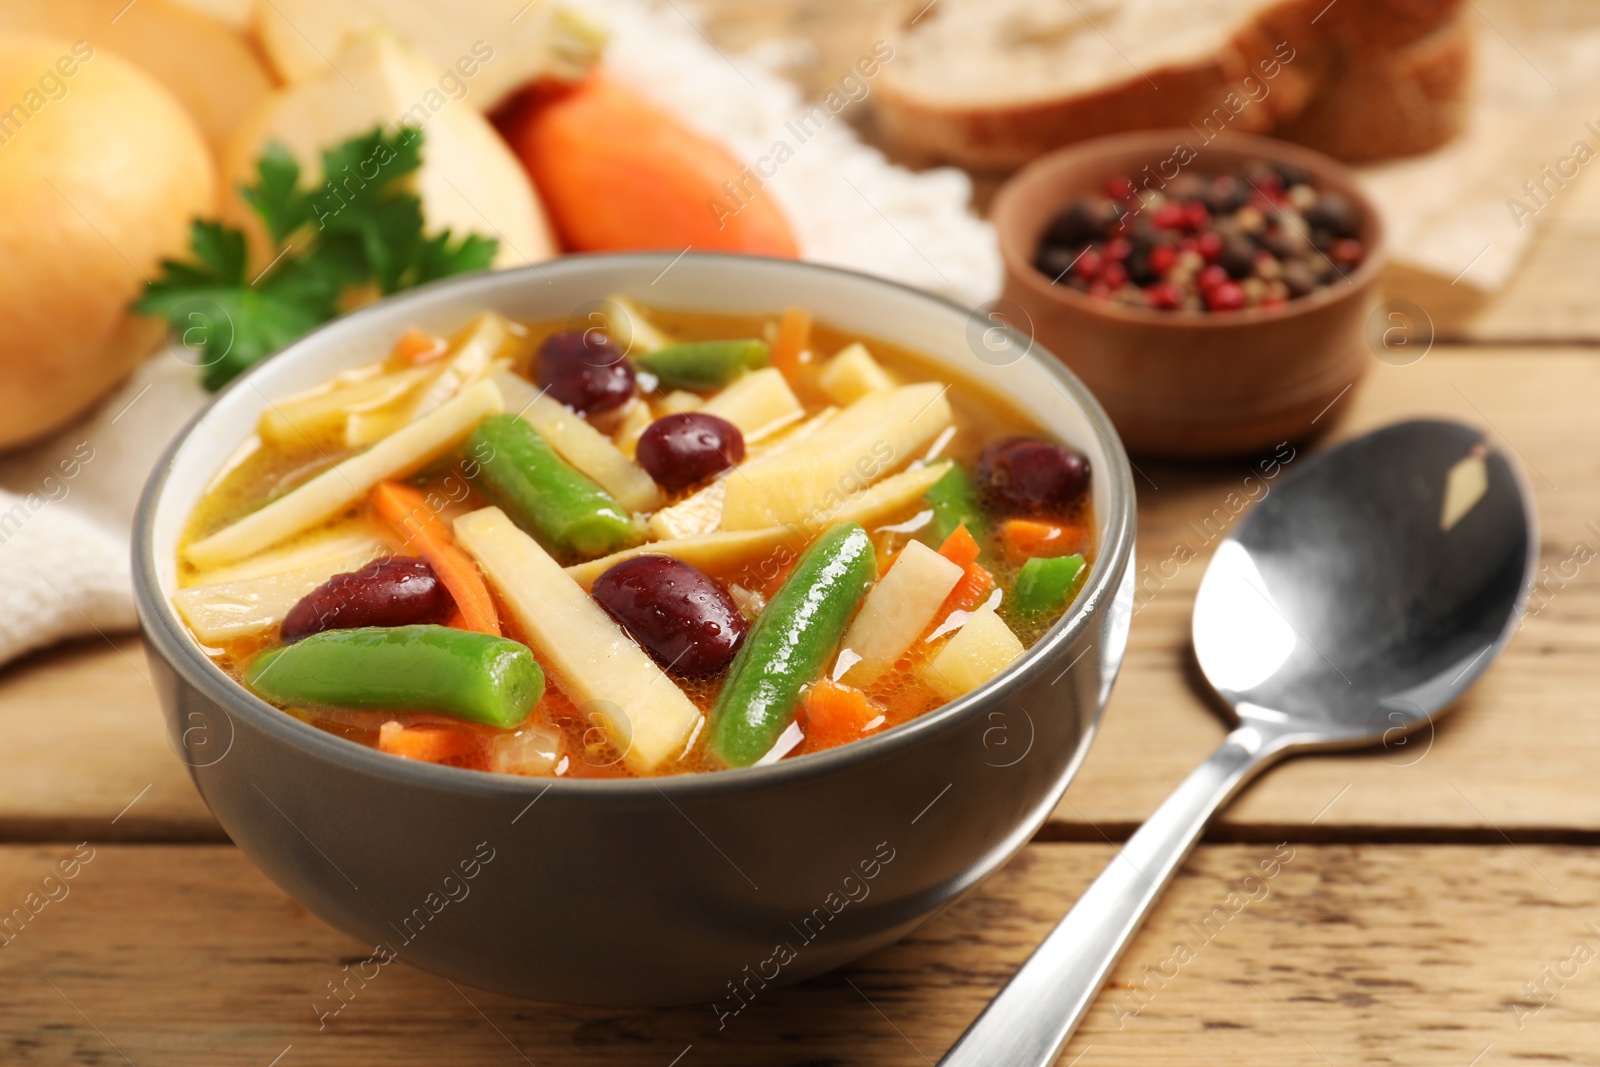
925,465 -> 986,546
1011,554 -> 1086,619
467,414 -> 641,558
706,523 -> 877,767
636,340 -> 770,390
245,625 -> 544,728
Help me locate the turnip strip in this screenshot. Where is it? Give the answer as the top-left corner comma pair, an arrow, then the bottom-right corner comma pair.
821,459 -> 952,529
489,364 -> 663,513
837,539 -> 964,686
174,543 -> 385,644
185,379 -> 503,568
402,311 -> 511,421
720,383 -> 952,531
183,524 -> 386,588
564,526 -> 802,591
568,461 -> 953,589
258,365 -> 435,449
454,507 -> 701,775
697,367 -> 803,440
645,407 -> 837,542
605,293 -> 673,353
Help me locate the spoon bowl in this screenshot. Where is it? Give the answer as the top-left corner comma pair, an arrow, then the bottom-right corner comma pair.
1195,419 -> 1536,742
940,419 -> 1537,1067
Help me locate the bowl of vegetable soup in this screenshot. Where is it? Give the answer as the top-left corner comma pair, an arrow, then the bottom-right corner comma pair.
134,254 -> 1136,1005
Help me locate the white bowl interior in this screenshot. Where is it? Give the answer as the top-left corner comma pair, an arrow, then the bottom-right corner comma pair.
149,257 -> 1124,608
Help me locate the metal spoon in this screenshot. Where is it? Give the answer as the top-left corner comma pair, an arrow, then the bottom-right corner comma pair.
938,419 -> 1537,1067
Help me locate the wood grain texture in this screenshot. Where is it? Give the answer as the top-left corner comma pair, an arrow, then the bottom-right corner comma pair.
1060,349 -> 1600,838
0,637 -> 218,841
1,842 -> 1595,1065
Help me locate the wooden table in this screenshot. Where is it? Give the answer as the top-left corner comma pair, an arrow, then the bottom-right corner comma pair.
6,8 -> 1600,1065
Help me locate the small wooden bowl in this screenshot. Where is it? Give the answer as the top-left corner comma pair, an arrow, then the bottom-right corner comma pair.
991,130 -> 1385,459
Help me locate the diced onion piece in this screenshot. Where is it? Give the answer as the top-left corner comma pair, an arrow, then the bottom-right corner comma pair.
173,544 -> 385,643
720,384 -> 952,531
489,725 -> 563,776
489,365 -> 663,513
918,606 -> 1025,702
454,507 -> 701,775
185,379 -> 503,568
728,583 -> 766,619
698,367 -> 802,440
817,342 -> 897,405
839,540 -> 964,686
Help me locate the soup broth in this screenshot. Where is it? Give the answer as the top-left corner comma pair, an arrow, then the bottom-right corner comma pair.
175,300 -> 1096,778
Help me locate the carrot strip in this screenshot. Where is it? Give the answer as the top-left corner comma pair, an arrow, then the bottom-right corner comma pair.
391,326 -> 447,365
378,721 -> 480,764
936,524 -> 982,570
941,562 -> 994,616
997,519 -> 1086,563
372,481 -> 501,635
771,306 -> 811,380
802,680 -> 882,753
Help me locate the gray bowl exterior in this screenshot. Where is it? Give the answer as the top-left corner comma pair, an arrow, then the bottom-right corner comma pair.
134,255 -> 1137,1007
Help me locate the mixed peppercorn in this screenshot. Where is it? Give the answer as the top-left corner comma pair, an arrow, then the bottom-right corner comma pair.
1033,162 -> 1366,312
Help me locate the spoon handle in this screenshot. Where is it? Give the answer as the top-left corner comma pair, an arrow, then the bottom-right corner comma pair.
937,724 -> 1289,1067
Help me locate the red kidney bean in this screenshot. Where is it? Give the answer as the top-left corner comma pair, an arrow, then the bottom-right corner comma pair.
635,413 -> 745,492
536,330 -> 636,416
975,437 -> 1090,516
590,556 -> 748,676
281,557 -> 450,642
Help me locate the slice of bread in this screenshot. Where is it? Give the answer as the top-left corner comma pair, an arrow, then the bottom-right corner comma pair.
1275,9 -> 1472,162
873,0 -> 1468,170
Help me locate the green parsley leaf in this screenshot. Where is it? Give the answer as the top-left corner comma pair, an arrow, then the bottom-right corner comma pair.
414,231 -> 499,285
136,126 -> 499,390
241,144 -> 314,245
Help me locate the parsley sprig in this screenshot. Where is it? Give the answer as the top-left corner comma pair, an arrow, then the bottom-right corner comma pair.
138,127 -> 498,390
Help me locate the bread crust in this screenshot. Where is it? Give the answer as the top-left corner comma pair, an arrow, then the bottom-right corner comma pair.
874,0 -> 1467,170
1275,9 -> 1472,162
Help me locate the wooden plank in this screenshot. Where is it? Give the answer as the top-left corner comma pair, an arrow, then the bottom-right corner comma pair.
1064,349 -> 1600,836
0,637 -> 219,841
1,350 -> 1596,838
0,841 -> 1595,1064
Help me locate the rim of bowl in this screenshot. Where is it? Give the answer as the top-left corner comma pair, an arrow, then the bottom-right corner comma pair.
992,128 -> 1388,329
132,252 -> 1138,800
